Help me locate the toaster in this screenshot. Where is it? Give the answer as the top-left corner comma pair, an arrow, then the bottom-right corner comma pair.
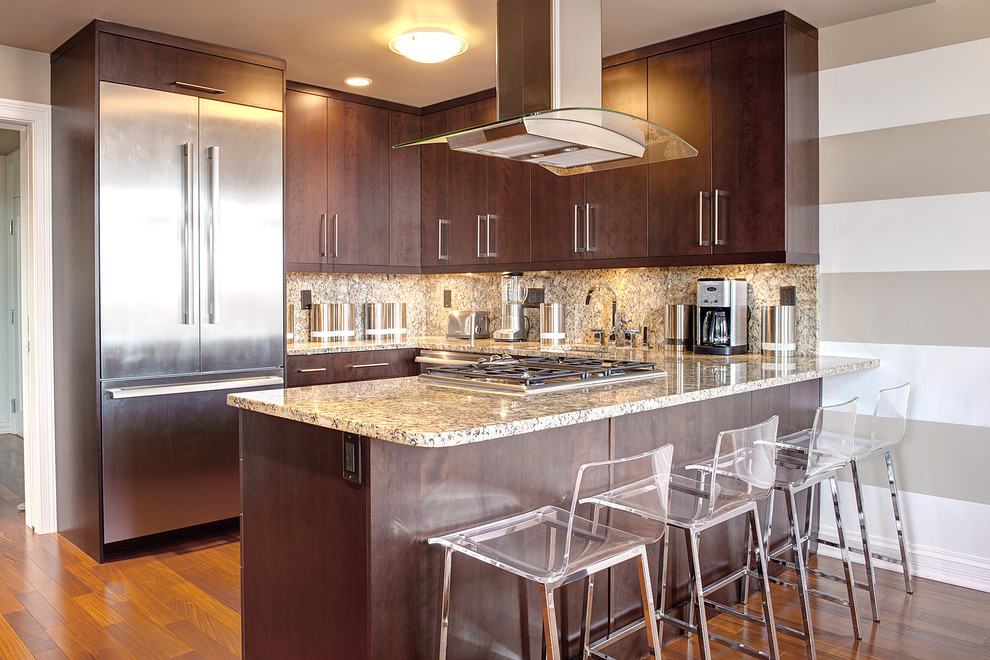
446,310 -> 491,339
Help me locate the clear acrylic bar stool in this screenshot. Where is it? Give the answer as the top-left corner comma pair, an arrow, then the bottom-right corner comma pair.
817,382 -> 913,622
428,444 -> 674,660
760,397 -> 862,659
583,416 -> 782,660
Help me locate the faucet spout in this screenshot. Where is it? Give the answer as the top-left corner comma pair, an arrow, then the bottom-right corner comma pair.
586,283 -> 619,347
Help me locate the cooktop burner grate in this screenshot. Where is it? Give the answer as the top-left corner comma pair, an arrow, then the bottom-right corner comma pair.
418,354 -> 664,393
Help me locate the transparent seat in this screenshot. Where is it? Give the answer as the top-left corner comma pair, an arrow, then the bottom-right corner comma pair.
428,444 -> 674,660
583,416 -> 782,660
842,383 -> 914,617
760,397 -> 862,659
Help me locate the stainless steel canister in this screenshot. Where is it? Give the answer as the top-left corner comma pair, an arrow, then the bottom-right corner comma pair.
286,304 -> 295,342
539,303 -> 566,346
364,302 -> 407,340
664,304 -> 694,351
762,305 -> 796,357
310,303 -> 355,342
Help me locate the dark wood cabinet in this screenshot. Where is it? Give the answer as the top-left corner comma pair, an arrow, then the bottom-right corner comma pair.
285,90 -> 328,268
99,32 -> 283,111
420,110 -> 448,268
647,21 -> 818,261
530,60 -> 647,264
328,99 -> 390,266
422,98 -> 531,267
285,349 -> 418,388
446,99 -> 493,266
284,85 -> 421,272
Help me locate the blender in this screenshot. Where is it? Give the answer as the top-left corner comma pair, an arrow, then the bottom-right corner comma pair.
493,272 -> 529,342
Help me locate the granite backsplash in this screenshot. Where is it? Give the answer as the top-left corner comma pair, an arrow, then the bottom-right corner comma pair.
286,264 -> 819,355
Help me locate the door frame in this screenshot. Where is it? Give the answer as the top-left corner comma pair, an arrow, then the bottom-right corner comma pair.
0,98 -> 56,534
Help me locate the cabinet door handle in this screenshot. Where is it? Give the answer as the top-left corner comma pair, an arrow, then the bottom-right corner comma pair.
181,142 -> 195,325
585,203 -> 596,252
173,81 -> 225,95
477,215 -> 486,258
297,367 -> 327,373
698,191 -> 711,247
438,218 -> 449,260
349,362 -> 390,369
320,213 -> 328,261
714,189 -> 727,246
573,205 -> 585,253
486,214 -> 495,257
332,214 -> 339,258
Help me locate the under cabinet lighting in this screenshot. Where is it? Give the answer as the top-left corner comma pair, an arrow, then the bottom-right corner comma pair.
389,28 -> 468,64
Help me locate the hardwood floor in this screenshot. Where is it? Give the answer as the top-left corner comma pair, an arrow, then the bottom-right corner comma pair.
0,432 -> 987,658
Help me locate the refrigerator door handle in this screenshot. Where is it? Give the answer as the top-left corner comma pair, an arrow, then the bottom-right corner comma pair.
107,375 -> 284,399
182,142 -> 195,325
207,146 -> 221,324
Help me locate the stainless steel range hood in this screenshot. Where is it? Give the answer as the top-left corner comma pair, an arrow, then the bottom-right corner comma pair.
394,0 -> 697,175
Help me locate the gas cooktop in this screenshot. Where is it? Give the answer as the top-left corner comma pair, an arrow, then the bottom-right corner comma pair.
418,354 -> 665,394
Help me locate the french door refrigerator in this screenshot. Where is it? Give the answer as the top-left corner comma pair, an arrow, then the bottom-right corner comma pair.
98,82 -> 283,544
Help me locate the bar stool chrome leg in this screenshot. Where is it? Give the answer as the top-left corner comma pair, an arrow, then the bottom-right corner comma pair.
636,547 -> 662,657
687,530 -> 713,660
438,546 -> 453,660
850,460 -> 881,621
828,475 -> 862,639
542,584 -> 562,660
749,508 -> 781,660
784,490 -> 817,660
885,450 -> 914,594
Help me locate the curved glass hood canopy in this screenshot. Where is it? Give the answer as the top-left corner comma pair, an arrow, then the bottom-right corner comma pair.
394,107 -> 698,176
392,0 -> 698,176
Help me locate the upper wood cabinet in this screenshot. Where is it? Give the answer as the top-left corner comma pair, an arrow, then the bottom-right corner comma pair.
530,59 -> 648,264
648,22 -> 818,262
422,97 -> 531,267
284,86 -> 420,272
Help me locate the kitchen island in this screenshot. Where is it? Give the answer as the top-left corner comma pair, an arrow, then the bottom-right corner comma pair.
230,352 -> 876,659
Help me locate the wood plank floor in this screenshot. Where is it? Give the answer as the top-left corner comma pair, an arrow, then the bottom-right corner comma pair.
0,433 -> 988,658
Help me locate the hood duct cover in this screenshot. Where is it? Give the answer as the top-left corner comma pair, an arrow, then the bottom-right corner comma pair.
394,0 -> 697,175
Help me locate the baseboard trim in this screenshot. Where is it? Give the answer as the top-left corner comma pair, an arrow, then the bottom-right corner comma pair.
0,417 -> 10,434
817,523 -> 990,594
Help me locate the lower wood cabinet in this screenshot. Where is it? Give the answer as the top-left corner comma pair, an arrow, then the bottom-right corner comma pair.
285,349 -> 418,387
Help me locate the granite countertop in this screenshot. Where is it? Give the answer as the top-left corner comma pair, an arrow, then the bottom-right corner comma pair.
231,349 -> 879,449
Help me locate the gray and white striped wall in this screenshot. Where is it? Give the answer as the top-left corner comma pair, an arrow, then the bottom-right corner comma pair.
817,0 -> 990,592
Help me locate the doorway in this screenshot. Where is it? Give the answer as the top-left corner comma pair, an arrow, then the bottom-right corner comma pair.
0,128 -> 24,513
0,97 -> 55,535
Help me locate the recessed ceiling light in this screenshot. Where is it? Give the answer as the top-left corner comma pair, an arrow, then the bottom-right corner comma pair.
389,28 -> 468,64
345,77 -> 373,87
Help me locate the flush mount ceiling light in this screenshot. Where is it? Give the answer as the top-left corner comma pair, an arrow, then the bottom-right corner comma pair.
345,76 -> 373,87
389,28 -> 468,64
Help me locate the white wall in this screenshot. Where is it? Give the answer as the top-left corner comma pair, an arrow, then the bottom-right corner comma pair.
817,0 -> 990,592
0,45 -> 49,106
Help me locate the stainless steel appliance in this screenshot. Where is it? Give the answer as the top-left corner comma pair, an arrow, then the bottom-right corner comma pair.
446,310 -> 491,339
540,303 -> 566,346
695,279 -> 748,355
494,272 -> 529,342
311,303 -> 356,342
98,81 -> 283,544
418,354 -> 664,394
364,302 -> 407,341
664,304 -> 694,352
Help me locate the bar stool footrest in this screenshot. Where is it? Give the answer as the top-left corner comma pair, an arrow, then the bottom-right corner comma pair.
764,572 -> 856,606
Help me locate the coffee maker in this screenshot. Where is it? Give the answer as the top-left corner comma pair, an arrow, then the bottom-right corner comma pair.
493,272 -> 529,342
694,279 -> 748,355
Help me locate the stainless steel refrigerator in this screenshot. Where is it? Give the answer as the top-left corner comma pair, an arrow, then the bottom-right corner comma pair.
97,82 -> 283,544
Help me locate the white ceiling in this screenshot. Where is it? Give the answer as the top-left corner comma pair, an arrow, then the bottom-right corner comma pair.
3,0 -> 932,107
